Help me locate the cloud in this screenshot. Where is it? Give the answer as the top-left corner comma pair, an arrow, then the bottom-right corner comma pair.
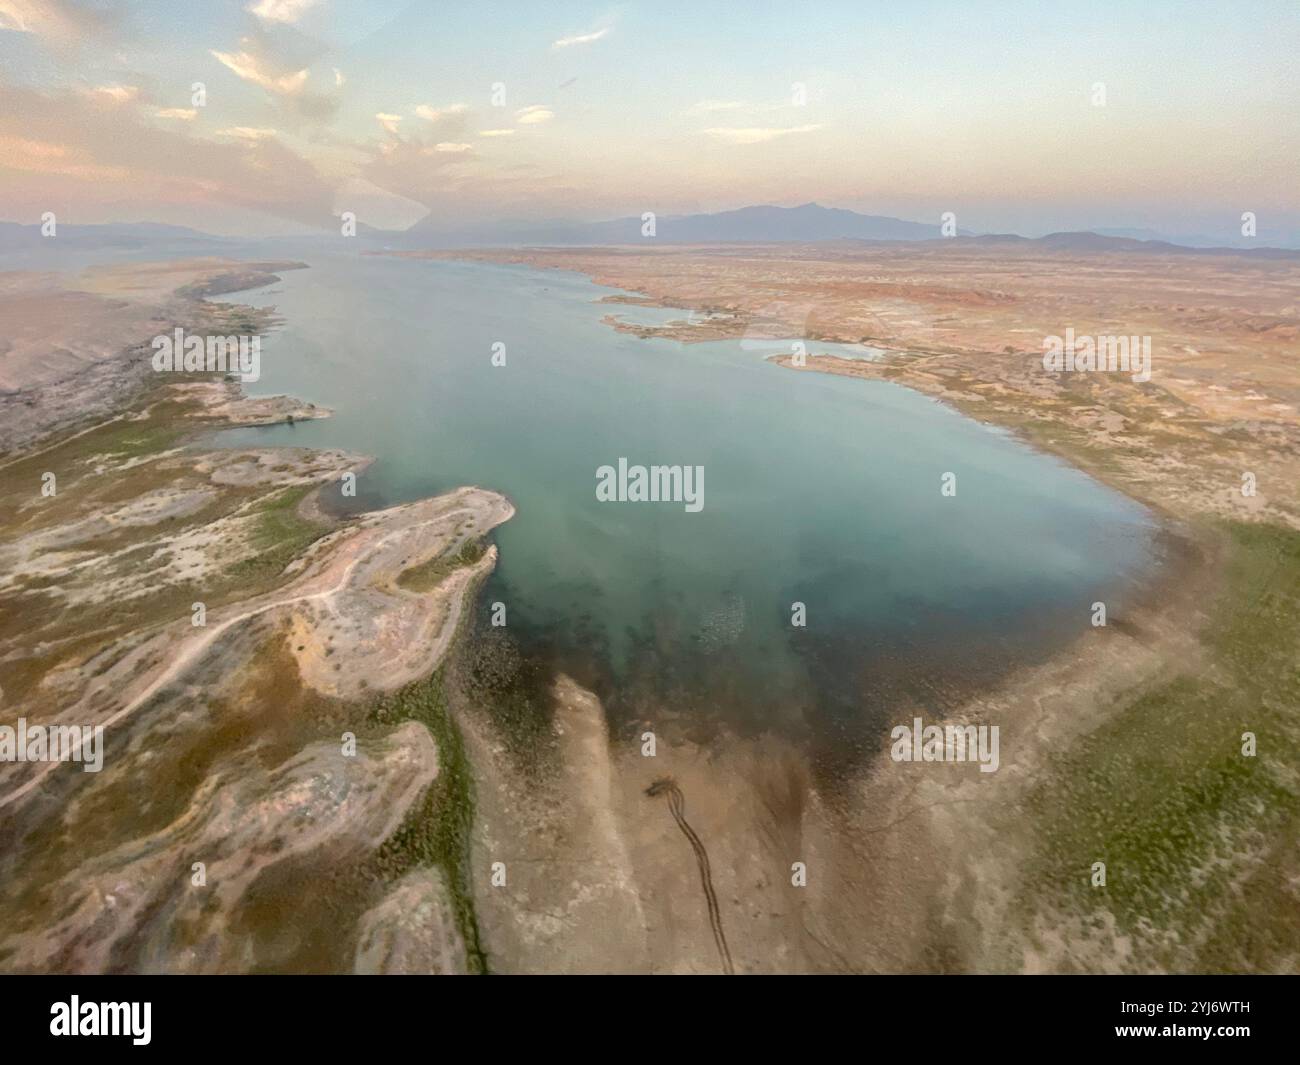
552,27 -> 609,49
216,126 -> 279,142
375,112 -> 402,134
154,107 -> 197,121
86,84 -> 139,106
210,48 -> 309,96
209,39 -> 339,120
360,121 -> 493,206
478,129 -> 514,138
0,132 -> 128,181
0,84 -> 336,228
415,103 -> 468,122
703,124 -> 823,145
0,0 -> 38,31
246,0 -> 320,24
691,99 -> 746,113
515,105 -> 553,125
0,0 -> 117,44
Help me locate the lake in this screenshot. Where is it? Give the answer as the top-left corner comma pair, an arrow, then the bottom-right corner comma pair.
217,250 -> 1158,769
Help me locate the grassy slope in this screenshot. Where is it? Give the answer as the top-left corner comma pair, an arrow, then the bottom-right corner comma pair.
228,484 -> 326,581
1023,520 -> 1300,971
369,670 -> 488,973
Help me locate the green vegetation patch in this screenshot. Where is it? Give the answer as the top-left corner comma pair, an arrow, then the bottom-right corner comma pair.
396,538 -> 485,593
1022,519 -> 1300,969
369,670 -> 487,973
228,484 -> 328,581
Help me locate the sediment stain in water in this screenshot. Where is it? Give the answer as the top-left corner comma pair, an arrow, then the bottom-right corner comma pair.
218,251 -> 1158,770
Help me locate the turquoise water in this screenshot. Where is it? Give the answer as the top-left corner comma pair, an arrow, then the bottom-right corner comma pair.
218,251 -> 1157,762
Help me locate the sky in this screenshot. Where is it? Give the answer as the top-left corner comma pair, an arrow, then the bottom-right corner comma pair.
0,0 -> 1296,238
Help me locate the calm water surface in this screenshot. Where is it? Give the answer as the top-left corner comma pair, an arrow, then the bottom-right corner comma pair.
217,251 -> 1157,763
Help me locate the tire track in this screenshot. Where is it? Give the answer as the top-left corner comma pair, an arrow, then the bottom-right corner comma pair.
647,776 -> 734,974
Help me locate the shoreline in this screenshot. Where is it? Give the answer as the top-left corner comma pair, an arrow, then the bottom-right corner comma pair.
380,246 -> 1297,972
3,249 -> 1294,972
0,258 -> 516,973
399,248 -> 1203,717
389,253 -> 1205,526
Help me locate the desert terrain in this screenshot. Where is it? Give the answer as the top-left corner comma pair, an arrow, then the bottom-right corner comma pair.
1,241 -> 1296,973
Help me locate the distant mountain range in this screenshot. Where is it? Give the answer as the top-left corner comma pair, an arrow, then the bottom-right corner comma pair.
403,202 -> 969,245
1088,226 -> 1270,249
0,221 -> 229,251
1,207 -> 1295,254
392,203 -> 1298,252
935,231 -> 1299,258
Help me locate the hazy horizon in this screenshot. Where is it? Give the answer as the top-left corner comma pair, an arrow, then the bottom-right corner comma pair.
3,199 -> 1294,248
